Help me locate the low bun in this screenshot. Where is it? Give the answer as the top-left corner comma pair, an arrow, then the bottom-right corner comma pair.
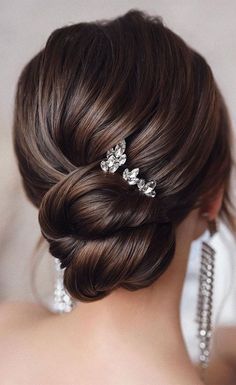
65,221 -> 175,302
39,167 -> 175,301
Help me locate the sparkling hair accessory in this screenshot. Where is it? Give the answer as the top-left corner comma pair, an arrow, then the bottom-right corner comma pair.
100,139 -> 157,198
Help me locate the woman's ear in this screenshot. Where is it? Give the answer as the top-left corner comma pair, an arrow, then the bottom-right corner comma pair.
200,186 -> 224,221
193,186 -> 224,240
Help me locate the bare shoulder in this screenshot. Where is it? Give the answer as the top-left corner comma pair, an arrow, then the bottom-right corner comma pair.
0,300 -> 52,333
0,301 -> 206,385
0,301 -> 54,383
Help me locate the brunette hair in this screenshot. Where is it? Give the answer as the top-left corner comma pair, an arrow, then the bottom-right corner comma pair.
13,9 -> 235,302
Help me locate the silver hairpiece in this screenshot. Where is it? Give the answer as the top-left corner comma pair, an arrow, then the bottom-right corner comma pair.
100,139 -> 156,198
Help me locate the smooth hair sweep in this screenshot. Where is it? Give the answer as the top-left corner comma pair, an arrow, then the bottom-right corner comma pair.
13,9 -> 235,302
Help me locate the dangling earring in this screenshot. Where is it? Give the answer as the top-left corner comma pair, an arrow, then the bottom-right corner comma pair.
196,214 -> 218,377
53,258 -> 74,313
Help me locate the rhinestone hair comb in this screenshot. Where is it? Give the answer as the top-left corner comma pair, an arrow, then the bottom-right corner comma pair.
100,139 -> 156,198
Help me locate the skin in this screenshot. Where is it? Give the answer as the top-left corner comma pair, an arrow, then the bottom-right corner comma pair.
201,326 -> 236,385
0,188 -> 234,385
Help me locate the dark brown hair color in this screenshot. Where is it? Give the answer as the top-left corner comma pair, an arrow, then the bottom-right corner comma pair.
13,9 -> 236,302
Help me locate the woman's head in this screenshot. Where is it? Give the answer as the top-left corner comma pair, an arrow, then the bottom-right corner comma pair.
13,9 -> 235,302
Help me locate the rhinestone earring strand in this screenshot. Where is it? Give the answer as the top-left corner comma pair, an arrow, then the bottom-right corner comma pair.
196,216 -> 217,378
53,258 -> 74,313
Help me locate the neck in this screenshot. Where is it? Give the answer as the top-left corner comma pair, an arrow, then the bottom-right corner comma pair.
65,210 -> 198,364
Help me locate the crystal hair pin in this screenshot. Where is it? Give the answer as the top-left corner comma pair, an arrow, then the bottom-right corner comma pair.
100,139 -> 156,198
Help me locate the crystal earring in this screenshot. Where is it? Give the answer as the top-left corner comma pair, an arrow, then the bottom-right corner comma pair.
53,258 -> 74,313
196,215 -> 218,376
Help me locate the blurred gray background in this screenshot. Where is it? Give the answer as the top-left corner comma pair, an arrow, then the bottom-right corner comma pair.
0,0 -> 236,362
